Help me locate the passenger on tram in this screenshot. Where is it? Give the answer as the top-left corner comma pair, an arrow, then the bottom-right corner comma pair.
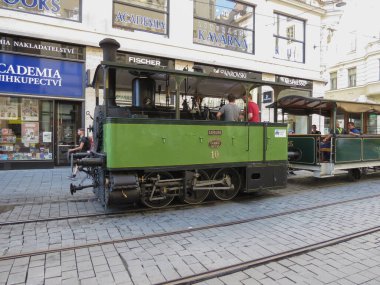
310,125 -> 321,134
347,121 -> 361,136
216,94 -> 243,122
321,122 -> 346,145
320,122 -> 346,161
243,94 -> 260,122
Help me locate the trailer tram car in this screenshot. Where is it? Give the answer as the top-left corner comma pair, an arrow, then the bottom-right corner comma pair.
269,96 -> 380,180
70,38 -> 290,209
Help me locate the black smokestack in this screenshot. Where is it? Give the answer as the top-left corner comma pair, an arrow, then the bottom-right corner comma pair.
99,38 -> 120,107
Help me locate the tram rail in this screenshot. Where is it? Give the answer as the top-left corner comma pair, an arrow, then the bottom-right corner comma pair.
1,191 -> 380,261
159,225 -> 380,285
0,173 -> 379,226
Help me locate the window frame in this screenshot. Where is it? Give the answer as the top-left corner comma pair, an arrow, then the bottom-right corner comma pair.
193,0 -> 255,54
330,72 -> 337,90
348,67 -> 357,87
273,12 -> 306,63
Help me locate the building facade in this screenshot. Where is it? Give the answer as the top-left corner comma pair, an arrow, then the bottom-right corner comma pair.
323,0 -> 380,133
0,0 -> 328,169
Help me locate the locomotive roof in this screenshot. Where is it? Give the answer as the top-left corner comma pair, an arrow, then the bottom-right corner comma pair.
267,95 -> 380,116
91,61 -> 292,99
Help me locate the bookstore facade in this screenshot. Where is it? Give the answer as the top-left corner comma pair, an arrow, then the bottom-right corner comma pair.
0,34 -> 85,170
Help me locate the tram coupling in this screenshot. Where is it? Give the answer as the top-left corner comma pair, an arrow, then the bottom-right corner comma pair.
72,151 -> 104,167
70,183 -> 96,195
288,147 -> 302,162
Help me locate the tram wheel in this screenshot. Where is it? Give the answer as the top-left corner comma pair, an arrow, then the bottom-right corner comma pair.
212,168 -> 241,201
141,172 -> 175,208
348,168 -> 361,181
182,170 -> 210,205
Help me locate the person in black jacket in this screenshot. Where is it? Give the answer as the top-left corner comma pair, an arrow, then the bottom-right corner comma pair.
67,128 -> 90,179
310,125 -> 321,134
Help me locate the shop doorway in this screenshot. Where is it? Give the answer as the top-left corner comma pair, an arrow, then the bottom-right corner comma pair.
55,102 -> 82,165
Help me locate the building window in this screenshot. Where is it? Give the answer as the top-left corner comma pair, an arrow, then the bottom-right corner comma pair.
113,0 -> 169,35
0,0 -> 81,21
330,72 -> 337,90
193,0 -> 255,54
274,13 -> 305,63
348,67 -> 356,87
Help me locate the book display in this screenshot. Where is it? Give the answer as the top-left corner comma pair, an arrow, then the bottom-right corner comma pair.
0,127 -> 52,161
0,97 -> 53,161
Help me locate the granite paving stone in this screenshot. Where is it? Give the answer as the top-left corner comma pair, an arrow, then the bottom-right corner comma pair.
2,169 -> 380,284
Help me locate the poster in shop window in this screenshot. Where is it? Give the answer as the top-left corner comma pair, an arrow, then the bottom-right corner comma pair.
0,98 -> 18,120
21,99 -> 39,121
22,122 -> 39,144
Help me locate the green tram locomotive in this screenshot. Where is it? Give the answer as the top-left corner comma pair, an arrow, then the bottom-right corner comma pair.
270,96 -> 380,180
70,38 -> 291,208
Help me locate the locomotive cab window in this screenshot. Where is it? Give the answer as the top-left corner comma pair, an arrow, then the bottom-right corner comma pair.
92,63 -> 249,121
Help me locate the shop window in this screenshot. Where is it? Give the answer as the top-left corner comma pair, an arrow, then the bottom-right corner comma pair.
193,0 -> 255,54
274,13 -> 305,63
348,67 -> 356,87
0,97 -> 53,161
330,72 -> 337,90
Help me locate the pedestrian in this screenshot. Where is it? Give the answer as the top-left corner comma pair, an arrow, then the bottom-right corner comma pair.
67,128 -> 91,179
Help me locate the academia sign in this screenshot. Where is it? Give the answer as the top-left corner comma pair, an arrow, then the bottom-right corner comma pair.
0,0 -> 81,21
113,2 -> 167,35
0,53 -> 84,98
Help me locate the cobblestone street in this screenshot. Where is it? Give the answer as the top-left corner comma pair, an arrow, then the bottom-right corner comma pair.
1,168 -> 380,284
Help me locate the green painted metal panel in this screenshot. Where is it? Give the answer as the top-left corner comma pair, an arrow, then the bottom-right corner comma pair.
266,126 -> 288,161
363,138 -> 380,160
104,122 -> 250,168
335,138 -> 361,163
248,125 -> 264,162
103,121 -> 288,169
288,136 -> 316,165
